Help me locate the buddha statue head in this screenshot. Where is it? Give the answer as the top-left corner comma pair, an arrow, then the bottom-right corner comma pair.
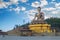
37,7 -> 41,13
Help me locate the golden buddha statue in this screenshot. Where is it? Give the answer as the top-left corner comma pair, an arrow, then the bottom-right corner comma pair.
29,7 -> 54,35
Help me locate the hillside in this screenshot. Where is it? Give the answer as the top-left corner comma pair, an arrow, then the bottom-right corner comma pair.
45,17 -> 60,32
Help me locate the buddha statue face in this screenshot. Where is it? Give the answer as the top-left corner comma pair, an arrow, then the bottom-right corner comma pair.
37,7 -> 41,12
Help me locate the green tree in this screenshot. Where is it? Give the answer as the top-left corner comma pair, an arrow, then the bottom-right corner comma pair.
45,17 -> 60,32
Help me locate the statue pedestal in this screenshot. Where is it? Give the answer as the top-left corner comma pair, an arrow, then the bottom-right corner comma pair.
29,24 -> 52,34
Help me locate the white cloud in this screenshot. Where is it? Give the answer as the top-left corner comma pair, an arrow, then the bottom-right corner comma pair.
47,2 -> 60,14
55,3 -> 60,9
20,0 -> 28,3
5,2 -> 11,5
10,0 -> 19,4
0,2 -> 10,8
52,11 -> 58,14
0,0 -> 19,9
28,9 -> 37,14
28,15 -> 34,20
50,1 -> 56,5
10,7 -> 21,13
31,0 -> 48,7
21,7 -> 26,11
14,7 -> 20,12
0,2 -> 6,8
25,9 -> 37,20
40,0 -> 48,7
31,1 -> 40,8
25,9 -> 37,16
10,7 -> 26,13
52,10 -> 60,14
0,0 -> 28,8
42,7 -> 56,11
0,0 -> 18,9
45,16 -> 49,19
45,15 -> 52,19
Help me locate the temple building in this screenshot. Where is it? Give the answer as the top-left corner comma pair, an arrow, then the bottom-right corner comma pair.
29,7 -> 56,35
0,30 -> 8,35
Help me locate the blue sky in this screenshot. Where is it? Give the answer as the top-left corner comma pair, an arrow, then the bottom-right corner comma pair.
0,0 -> 60,32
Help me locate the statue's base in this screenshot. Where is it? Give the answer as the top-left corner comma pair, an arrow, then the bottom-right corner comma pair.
29,24 -> 52,34
31,20 -> 47,24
